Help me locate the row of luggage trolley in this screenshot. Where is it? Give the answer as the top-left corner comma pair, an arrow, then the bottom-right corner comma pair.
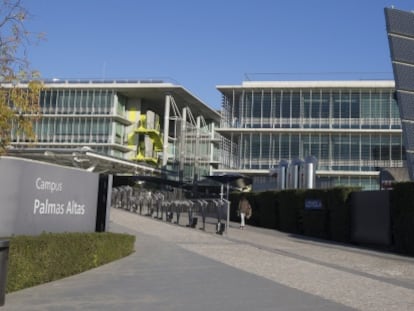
111,186 -> 229,234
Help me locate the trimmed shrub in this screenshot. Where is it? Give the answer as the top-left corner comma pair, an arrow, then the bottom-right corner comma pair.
278,190 -> 305,234
302,189 -> 329,239
327,187 -> 357,243
254,191 -> 279,229
230,187 -> 357,243
6,232 -> 135,293
390,182 -> 414,255
230,192 -> 243,222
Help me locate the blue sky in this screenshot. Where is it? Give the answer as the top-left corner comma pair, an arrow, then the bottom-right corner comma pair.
23,0 -> 414,109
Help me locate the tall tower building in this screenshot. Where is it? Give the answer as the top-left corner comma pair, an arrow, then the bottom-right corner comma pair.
385,7 -> 414,181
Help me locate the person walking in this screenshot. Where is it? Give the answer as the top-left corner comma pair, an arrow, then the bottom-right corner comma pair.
238,195 -> 252,230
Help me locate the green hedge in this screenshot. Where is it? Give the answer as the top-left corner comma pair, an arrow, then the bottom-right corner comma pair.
228,185 -> 414,257
302,189 -> 329,239
277,190 -> 305,234
254,191 -> 279,229
327,187 -> 357,243
230,187 -> 356,241
6,232 -> 135,293
390,182 -> 414,255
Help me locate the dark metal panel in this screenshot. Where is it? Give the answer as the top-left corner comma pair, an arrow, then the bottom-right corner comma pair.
393,63 -> 414,92
386,7 -> 414,181
400,123 -> 414,180
396,92 -> 414,120
385,8 -> 414,37
351,190 -> 391,247
402,122 -> 414,148
405,152 -> 414,178
389,36 -> 414,65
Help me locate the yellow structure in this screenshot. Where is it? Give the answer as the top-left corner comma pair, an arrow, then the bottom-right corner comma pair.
128,111 -> 163,166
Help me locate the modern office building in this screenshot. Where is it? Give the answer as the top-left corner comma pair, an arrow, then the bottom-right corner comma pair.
385,7 -> 414,181
8,79 -> 221,183
215,80 -> 405,190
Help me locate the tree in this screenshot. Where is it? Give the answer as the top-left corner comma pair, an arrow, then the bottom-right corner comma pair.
0,0 -> 43,154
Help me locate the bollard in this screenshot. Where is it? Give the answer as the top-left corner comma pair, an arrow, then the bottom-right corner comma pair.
0,240 -> 10,307
216,221 -> 225,235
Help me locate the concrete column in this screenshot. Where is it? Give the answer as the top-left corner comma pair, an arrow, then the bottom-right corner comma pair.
195,116 -> 201,181
210,122 -> 215,163
125,98 -> 141,159
162,95 -> 171,167
179,107 -> 187,182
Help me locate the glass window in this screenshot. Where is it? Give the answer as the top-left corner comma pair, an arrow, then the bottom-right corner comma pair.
261,134 -> 270,161
291,92 -> 300,118
302,134 -> 311,156
311,91 -> 321,119
391,135 -> 403,160
272,134 -> 280,160
281,91 -> 290,118
371,92 -> 382,118
280,135 -> 290,158
320,135 -> 329,160
262,93 -> 271,126
350,136 -> 360,160
303,91 -> 311,119
341,92 -> 350,119
272,91 -> 281,119
350,92 -> 360,118
310,135 -> 320,158
390,93 -> 400,118
252,92 -> 262,118
371,136 -> 381,160
251,134 -> 261,159
360,92 -> 371,119
332,92 -> 341,118
361,135 -> 371,160
243,92 -> 252,127
291,134 -> 299,157
332,135 -> 350,160
321,92 -> 330,118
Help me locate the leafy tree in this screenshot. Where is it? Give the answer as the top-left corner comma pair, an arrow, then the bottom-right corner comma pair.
0,0 -> 43,154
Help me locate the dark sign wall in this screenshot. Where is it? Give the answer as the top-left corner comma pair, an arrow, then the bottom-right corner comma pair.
351,190 -> 391,247
0,157 -> 99,236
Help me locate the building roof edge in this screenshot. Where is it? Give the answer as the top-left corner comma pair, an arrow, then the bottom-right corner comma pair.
217,80 -> 396,89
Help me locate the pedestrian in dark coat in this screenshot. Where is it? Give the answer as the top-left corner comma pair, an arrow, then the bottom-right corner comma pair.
238,196 -> 251,229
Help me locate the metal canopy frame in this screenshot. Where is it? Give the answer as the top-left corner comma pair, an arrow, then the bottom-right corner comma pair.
5,147 -> 161,175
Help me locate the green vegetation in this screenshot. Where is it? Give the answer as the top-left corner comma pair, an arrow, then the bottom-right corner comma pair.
391,182 -> 414,255
230,186 -> 359,244
6,232 -> 135,293
230,184 -> 414,257
0,0 -> 45,154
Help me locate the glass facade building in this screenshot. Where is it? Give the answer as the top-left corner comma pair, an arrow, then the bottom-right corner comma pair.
9,80 -> 220,183
216,81 -> 404,190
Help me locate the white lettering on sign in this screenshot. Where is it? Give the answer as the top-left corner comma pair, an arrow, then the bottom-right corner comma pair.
66,200 -> 85,215
33,199 -> 86,216
35,178 -> 63,193
33,199 -> 65,215
33,177 -> 87,216
305,199 -> 323,210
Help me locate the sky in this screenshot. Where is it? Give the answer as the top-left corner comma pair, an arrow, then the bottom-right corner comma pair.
22,0 -> 414,110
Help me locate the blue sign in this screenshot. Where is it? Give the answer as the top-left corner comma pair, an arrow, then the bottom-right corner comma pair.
305,199 -> 323,210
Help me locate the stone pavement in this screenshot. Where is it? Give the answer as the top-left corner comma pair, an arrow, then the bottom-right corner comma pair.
3,207 -> 414,310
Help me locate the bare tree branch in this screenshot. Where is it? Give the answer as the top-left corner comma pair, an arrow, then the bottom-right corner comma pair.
0,0 -> 44,154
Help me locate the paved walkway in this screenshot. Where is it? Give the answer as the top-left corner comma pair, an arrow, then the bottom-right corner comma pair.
4,207 -> 414,310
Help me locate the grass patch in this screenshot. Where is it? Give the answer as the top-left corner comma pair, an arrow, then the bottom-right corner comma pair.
5,232 -> 135,293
